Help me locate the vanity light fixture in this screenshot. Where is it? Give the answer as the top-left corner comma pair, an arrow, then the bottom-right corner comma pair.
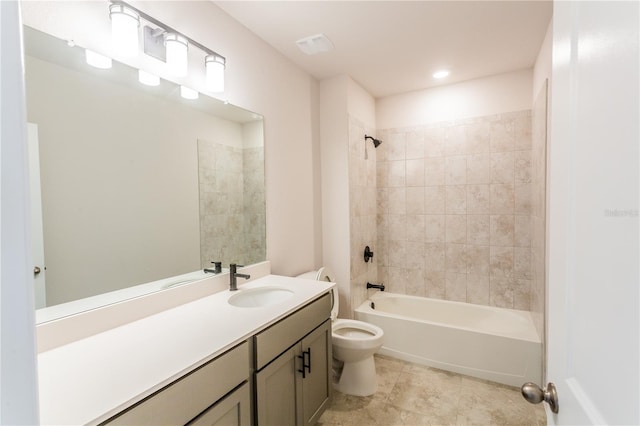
109,1 -> 226,92
433,69 -> 450,79
109,3 -> 140,57
205,54 -> 225,93
138,69 -> 160,86
180,85 -> 199,100
165,33 -> 189,77
85,49 -> 112,69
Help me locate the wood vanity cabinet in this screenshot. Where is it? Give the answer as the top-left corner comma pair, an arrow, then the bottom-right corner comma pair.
101,291 -> 332,426
103,341 -> 251,426
254,293 -> 332,425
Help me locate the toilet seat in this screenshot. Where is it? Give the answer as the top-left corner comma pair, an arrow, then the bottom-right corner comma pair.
333,319 -> 382,335
333,326 -> 374,339
332,319 -> 384,350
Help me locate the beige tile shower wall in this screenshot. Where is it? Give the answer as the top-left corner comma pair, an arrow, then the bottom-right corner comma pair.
377,110 -> 533,309
349,117 -> 379,315
531,83 -> 548,339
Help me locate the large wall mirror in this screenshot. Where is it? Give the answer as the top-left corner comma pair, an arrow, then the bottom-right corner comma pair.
24,23 -> 266,322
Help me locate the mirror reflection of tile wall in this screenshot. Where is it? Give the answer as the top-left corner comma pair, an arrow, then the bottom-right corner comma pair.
198,139 -> 265,268
242,146 -> 266,265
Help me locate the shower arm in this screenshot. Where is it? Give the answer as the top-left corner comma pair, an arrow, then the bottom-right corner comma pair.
364,135 -> 382,148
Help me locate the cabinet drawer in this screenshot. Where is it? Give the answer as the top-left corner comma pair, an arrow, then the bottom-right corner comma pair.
254,293 -> 331,370
105,341 -> 249,425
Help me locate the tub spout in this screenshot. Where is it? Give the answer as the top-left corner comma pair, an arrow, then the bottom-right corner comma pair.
366,282 -> 385,291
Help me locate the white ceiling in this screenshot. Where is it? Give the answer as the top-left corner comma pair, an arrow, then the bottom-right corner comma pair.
214,1 -> 552,98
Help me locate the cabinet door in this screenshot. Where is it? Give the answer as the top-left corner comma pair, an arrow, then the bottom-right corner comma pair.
255,347 -> 302,426
300,320 -> 332,425
188,382 -> 251,426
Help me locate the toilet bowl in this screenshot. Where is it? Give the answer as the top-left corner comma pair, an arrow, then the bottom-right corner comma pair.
297,268 -> 384,396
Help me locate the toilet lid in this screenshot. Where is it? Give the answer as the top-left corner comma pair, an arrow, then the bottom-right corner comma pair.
315,267 -> 339,321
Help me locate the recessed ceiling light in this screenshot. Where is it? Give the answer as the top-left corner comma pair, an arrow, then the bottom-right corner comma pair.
433,70 -> 450,79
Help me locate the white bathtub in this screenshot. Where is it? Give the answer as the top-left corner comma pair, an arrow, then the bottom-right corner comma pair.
354,292 -> 541,387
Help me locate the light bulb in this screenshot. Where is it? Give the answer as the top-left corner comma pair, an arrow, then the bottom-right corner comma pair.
138,70 -> 160,86
180,86 -> 198,100
165,33 -> 188,77
109,3 -> 140,57
85,49 -> 112,69
205,54 -> 225,93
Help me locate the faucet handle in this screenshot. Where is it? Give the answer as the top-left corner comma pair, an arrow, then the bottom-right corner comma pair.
364,246 -> 374,262
211,261 -> 222,273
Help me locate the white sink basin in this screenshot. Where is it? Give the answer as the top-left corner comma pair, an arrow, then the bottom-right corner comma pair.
228,286 -> 295,308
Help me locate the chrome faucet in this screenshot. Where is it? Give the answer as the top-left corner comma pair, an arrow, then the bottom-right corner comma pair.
229,263 -> 250,291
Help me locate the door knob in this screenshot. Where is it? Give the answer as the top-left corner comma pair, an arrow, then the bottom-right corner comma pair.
521,382 -> 559,413
34,266 -> 41,276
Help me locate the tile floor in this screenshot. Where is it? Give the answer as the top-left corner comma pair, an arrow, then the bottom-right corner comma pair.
318,355 -> 546,426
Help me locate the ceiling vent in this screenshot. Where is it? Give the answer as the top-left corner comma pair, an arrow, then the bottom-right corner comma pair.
296,33 -> 334,55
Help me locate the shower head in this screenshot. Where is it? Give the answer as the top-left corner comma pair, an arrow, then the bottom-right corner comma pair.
364,135 -> 382,148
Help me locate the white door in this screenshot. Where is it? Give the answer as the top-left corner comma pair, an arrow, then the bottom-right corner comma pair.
27,123 -> 47,308
543,1 -> 639,424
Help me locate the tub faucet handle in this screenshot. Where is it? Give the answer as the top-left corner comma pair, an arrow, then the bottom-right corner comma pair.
364,246 -> 374,262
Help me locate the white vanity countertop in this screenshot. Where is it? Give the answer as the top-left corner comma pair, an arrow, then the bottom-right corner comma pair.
37,275 -> 334,425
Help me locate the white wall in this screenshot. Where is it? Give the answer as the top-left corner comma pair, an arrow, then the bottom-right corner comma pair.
533,22 -> 552,101
376,69 -> 533,128
347,78 -> 376,127
21,1 -> 321,276
319,76 -> 350,315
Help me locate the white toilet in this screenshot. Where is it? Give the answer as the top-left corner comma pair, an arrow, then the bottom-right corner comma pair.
297,267 -> 384,396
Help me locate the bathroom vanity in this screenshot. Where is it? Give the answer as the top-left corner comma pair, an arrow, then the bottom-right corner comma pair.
254,293 -> 332,425
36,271 -> 334,425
